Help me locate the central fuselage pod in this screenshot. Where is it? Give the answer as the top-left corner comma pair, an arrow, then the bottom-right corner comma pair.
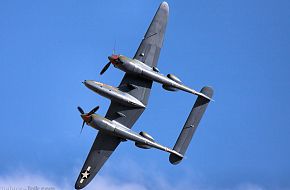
83,80 -> 145,108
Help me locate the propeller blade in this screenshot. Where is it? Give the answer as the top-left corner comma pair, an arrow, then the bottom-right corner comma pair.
89,106 -> 99,115
80,121 -> 85,134
100,62 -> 111,75
77,106 -> 85,114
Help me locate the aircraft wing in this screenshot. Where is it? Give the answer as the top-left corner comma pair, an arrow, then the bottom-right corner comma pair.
75,2 -> 169,189
133,2 -> 169,68
75,132 -> 120,189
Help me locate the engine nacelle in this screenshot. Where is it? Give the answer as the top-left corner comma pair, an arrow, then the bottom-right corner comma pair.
135,131 -> 154,149
167,74 -> 182,84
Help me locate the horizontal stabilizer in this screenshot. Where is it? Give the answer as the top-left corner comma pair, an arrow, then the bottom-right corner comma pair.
169,86 -> 214,165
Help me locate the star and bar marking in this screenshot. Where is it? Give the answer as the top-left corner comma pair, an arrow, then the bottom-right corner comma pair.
80,166 -> 91,184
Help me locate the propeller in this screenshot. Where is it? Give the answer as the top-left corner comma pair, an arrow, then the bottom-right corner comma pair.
100,41 -> 119,75
77,106 -> 100,133
100,55 -> 119,75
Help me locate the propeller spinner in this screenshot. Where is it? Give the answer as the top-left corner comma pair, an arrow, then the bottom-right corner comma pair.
77,106 -> 99,133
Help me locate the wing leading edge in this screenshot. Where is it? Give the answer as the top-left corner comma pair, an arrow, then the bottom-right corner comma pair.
75,2 -> 169,189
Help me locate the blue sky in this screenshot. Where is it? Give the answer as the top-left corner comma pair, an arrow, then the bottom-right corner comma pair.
1,0 -> 290,189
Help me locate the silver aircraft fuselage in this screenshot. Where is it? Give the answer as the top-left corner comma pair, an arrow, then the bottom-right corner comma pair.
109,55 -> 212,100
83,80 -> 145,108
82,113 -> 183,157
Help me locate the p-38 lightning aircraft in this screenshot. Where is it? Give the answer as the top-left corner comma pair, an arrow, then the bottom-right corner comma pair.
75,2 -> 213,189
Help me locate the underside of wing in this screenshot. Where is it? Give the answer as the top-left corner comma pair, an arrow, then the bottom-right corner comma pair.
134,2 -> 169,67
75,132 -> 120,189
105,101 -> 145,129
118,74 -> 153,106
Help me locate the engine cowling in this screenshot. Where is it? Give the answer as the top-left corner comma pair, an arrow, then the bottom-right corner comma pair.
167,74 -> 182,84
135,131 -> 154,149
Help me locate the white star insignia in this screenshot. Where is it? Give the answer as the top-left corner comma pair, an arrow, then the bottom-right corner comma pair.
81,170 -> 90,179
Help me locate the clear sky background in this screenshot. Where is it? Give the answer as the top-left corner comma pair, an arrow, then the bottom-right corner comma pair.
1,0 -> 290,189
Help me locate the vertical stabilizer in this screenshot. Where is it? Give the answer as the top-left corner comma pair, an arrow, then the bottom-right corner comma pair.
169,86 -> 214,165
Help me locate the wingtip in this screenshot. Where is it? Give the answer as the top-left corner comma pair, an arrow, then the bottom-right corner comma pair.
75,183 -> 83,190
161,1 -> 168,6
160,1 -> 169,12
